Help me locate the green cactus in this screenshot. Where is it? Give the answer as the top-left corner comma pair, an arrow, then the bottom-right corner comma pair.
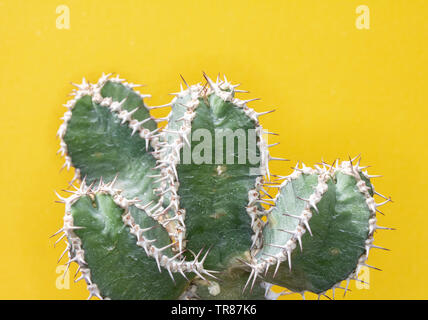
53,73 -> 391,300
249,159 -> 392,299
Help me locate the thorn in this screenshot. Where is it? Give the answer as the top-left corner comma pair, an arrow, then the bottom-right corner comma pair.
286,249 -> 292,270
296,235 -> 303,252
257,109 -> 275,117
242,98 -> 260,104
200,245 -> 213,264
282,213 -> 302,220
179,74 -> 190,89
351,153 -> 361,163
159,242 -> 176,252
370,244 -> 390,251
376,225 -> 396,231
269,156 -> 289,162
50,228 -> 64,238
263,131 -> 279,136
376,198 -> 393,207
202,72 -> 216,90
374,191 -> 390,200
302,219 -> 312,236
166,265 -> 176,284
242,269 -> 255,293
376,208 -> 385,216
277,228 -> 296,236
54,233 -> 66,247
268,142 -> 280,148
154,256 -> 162,273
273,259 -> 281,278
147,103 -> 172,110
193,269 -> 207,282
361,263 -> 382,271
257,199 -> 275,206
57,245 -> 70,263
343,278 -> 351,297
366,174 -> 383,179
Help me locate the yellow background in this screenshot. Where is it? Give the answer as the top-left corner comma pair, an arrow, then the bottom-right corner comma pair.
0,0 -> 426,299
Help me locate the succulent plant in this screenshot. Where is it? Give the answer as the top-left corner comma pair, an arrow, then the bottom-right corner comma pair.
53,73 -> 392,300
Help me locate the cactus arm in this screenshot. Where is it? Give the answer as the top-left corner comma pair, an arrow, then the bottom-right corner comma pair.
56,181 -> 221,299
57,75 -> 188,244
99,78 -> 157,131
59,74 -> 158,201
252,158 -> 391,297
157,75 -> 269,272
176,96 -> 256,270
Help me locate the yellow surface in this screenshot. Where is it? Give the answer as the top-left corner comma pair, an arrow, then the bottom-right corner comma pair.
0,0 -> 426,299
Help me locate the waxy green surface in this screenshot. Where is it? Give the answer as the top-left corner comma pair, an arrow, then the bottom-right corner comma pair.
71,193 -> 188,299
64,81 -> 159,205
260,172 -> 371,293
172,93 -> 261,270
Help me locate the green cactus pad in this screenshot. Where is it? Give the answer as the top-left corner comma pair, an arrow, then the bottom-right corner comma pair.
100,80 -> 157,131
159,80 -> 266,272
70,192 -> 187,299
62,78 -> 158,204
178,97 -> 256,269
258,162 -> 376,295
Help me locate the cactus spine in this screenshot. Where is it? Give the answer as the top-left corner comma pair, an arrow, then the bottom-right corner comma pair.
54,73 -> 392,300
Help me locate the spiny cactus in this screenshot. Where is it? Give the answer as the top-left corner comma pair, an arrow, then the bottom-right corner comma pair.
248,159 -> 392,299
53,73 -> 392,300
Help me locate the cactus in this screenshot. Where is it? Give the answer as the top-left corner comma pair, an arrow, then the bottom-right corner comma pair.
248,159 -> 392,299
53,73 -> 392,300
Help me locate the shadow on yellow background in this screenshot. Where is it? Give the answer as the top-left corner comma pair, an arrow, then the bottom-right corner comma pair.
0,0 -> 426,299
